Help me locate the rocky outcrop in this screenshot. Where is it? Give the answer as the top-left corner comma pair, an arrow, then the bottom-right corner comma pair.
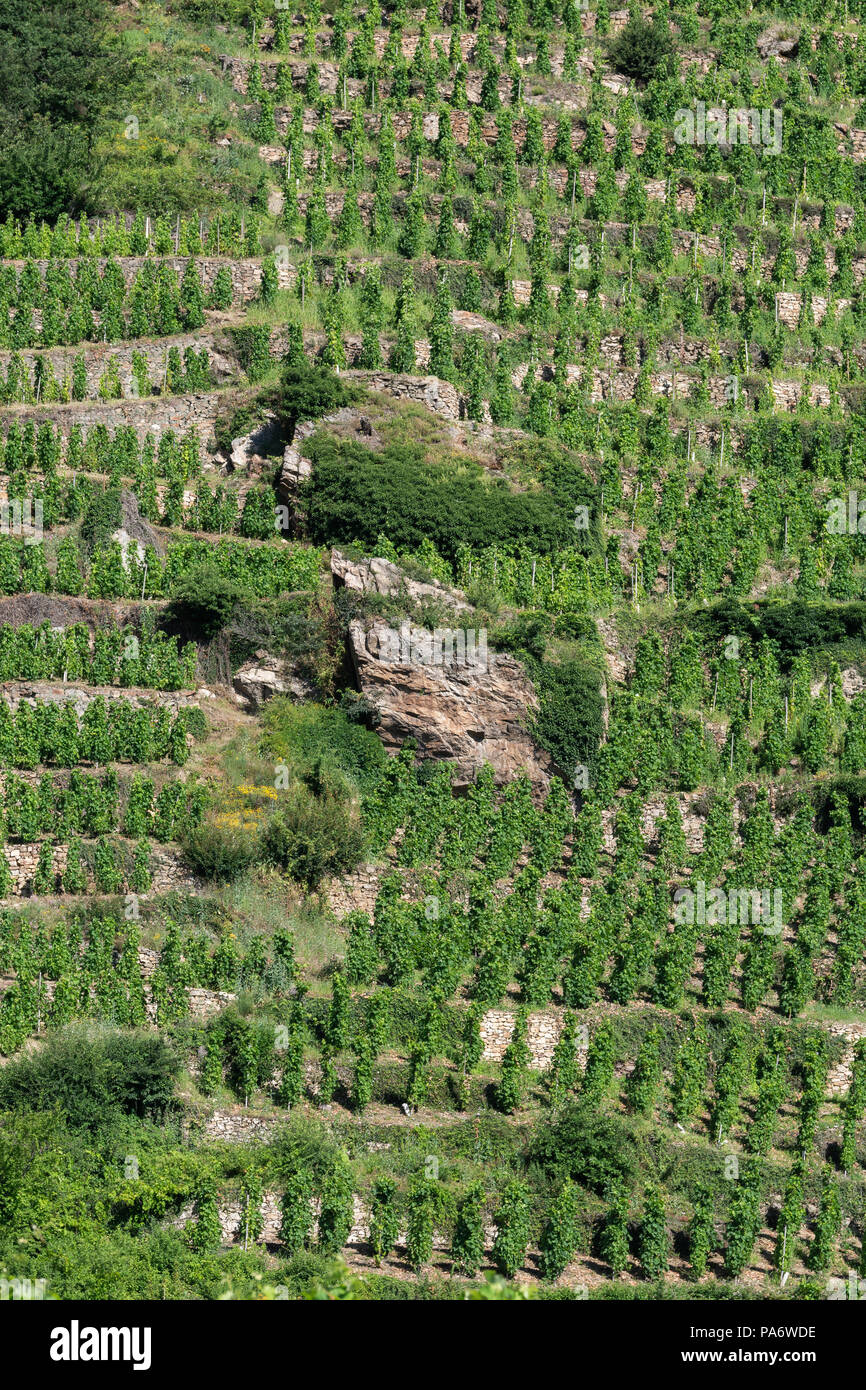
114,489 -> 164,564
331,549 -> 473,613
342,371 -> 461,420
757,26 -> 799,60
276,443 -> 312,504
275,407 -> 381,515
233,656 -> 292,709
225,417 -> 286,470
347,617 -> 552,787
232,652 -> 317,709
450,309 -> 502,341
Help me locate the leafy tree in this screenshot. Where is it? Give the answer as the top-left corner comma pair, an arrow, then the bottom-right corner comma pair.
369,1178 -> 400,1266
0,0 -> 134,220
624,1027 -> 662,1115
724,1165 -> 763,1279
808,1170 -> 840,1273
317,1157 -> 354,1256
451,1184 -> 486,1276
189,1177 -> 222,1253
538,1179 -> 579,1281
491,1180 -> 531,1279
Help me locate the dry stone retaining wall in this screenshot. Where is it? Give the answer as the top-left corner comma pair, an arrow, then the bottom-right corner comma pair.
0,846 -> 203,901
11,257 -> 287,302
0,681 -> 198,714
0,332 -> 238,398
479,1009 -> 565,1068
169,1189 -> 373,1249
0,392 -> 227,454
825,1021 -> 866,1096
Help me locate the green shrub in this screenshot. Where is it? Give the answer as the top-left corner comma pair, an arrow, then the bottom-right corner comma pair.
182,822 -> 258,881
259,783 -> 364,889
607,15 -> 674,82
80,486 -> 123,555
163,566 -> 247,640
268,361 -> 351,437
531,659 -> 605,777
259,700 -> 386,796
528,1102 -> 639,1194
0,1026 -> 179,1128
301,436 -> 587,566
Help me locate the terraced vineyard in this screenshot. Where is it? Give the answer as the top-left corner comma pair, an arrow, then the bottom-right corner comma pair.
5,0 -> 866,1331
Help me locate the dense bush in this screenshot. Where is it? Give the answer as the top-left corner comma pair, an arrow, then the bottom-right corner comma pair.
0,0 -> 133,220
181,822 -> 258,882
698,599 -> 866,666
163,566 -> 247,640
528,1103 -> 639,1194
80,486 -> 123,554
530,659 -> 605,777
0,1027 -> 179,1128
269,362 -> 352,438
259,700 -> 386,797
607,15 -> 674,83
301,437 -> 583,565
259,780 -> 364,889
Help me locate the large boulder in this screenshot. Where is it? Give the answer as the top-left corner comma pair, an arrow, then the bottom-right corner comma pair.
757,26 -> 798,59
113,490 -> 164,568
227,418 -> 285,470
331,550 -> 473,613
233,653 -> 317,710
347,618 -> 552,787
450,309 -> 501,341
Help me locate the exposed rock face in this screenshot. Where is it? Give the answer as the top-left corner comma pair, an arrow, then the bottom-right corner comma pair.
757,26 -> 799,59
233,652 -> 317,709
450,309 -> 502,341
226,418 -> 286,470
276,443 -> 312,502
114,490 -> 164,563
331,549 -> 473,613
347,617 -> 552,786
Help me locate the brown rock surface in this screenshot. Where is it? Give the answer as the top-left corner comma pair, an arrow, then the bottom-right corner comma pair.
347,617 -> 552,786
331,549 -> 473,612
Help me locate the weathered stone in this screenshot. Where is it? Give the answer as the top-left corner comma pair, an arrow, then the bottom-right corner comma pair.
331,549 -> 473,613
757,25 -> 799,59
347,617 -> 552,787
233,656 -> 311,711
